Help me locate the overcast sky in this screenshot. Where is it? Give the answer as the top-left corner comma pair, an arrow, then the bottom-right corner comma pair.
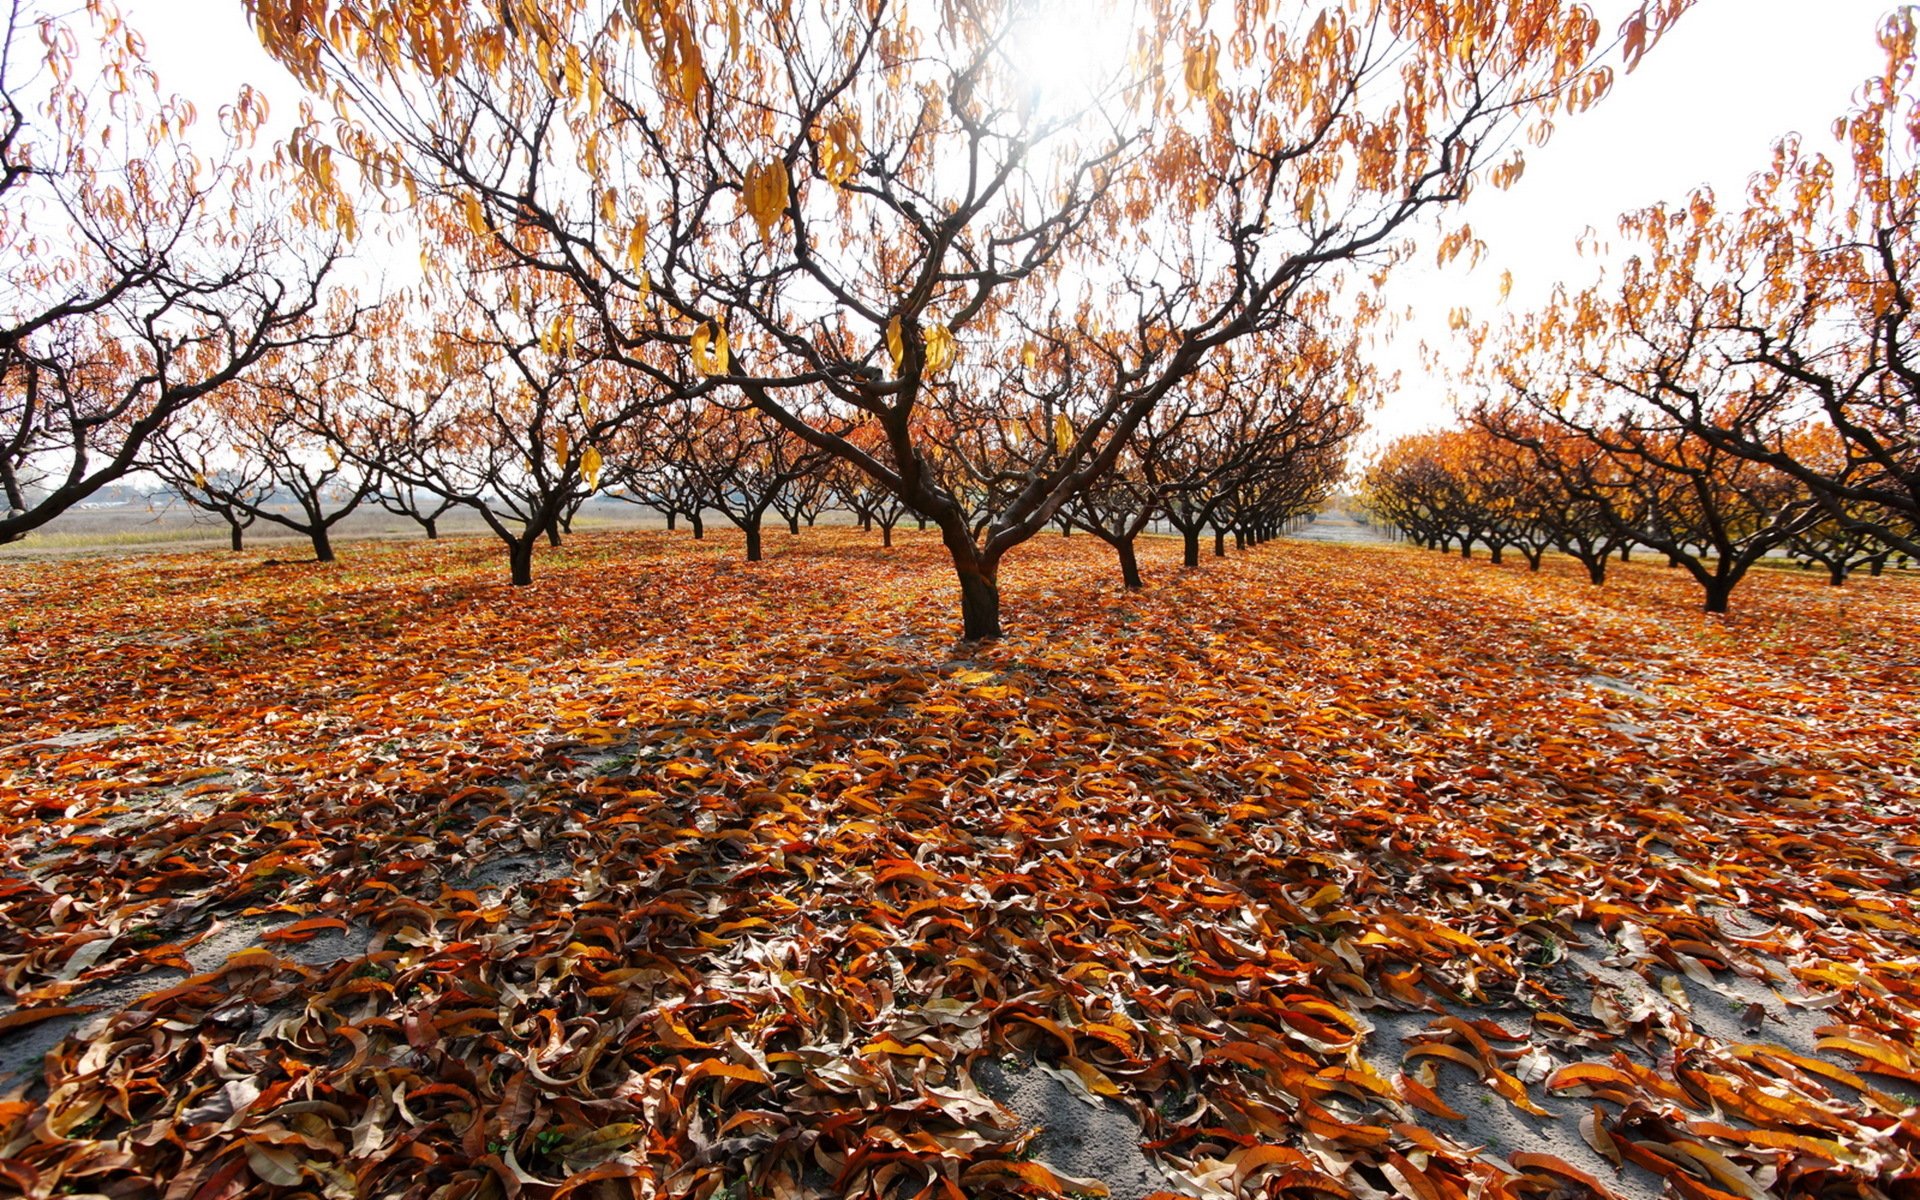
131,0 -> 1901,443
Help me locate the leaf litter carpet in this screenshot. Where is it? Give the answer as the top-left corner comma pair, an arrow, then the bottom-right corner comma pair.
0,530 -> 1916,1199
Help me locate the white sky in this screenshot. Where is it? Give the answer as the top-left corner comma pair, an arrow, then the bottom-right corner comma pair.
129,0 -> 1900,445
1374,0 -> 1897,441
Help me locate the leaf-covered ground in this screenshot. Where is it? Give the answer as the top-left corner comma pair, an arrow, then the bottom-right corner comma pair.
1,530 -> 1916,1200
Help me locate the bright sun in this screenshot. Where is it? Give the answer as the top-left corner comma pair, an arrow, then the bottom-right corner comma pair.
1003,0 -> 1138,120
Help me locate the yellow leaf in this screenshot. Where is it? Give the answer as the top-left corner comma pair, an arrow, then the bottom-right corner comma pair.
923,323 -> 957,376
821,117 -> 861,186
1054,412 -> 1073,455
462,192 -> 488,238
577,392 -> 592,424
691,319 -> 729,376
1183,37 -> 1218,100
626,217 -> 649,274
885,315 -> 904,375
742,159 -> 790,242
554,427 -> 571,464
192,472 -> 207,490
581,445 -> 603,492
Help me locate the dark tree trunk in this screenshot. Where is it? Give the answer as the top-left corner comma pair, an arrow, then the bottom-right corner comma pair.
881,521 -> 894,548
942,522 -> 1002,640
1585,557 -> 1607,585
806,514 -> 817,527
1182,528 -> 1201,568
1619,545 -> 1631,562
423,516 -> 439,540
918,516 -> 929,530
311,524 -> 335,563
1231,529 -> 1243,551
1702,576 -> 1734,614
787,514 -> 800,535
1460,541 -> 1473,560
859,511 -> 872,531
1828,564 -> 1848,587
1115,537 -> 1143,589
510,538 -> 534,586
956,563 -> 1001,640
690,512 -> 705,539
666,510 -> 678,531
546,517 -> 562,547
1870,555 -> 1887,577
1216,529 -> 1229,557
1489,544 -> 1503,566
745,520 -> 764,562
229,523 -> 245,552
1524,548 -> 1543,570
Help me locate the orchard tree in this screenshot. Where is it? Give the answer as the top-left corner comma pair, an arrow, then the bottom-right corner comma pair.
674,404 -> 828,563
1481,13 -> 1920,564
332,265 -> 661,585
147,305 -> 384,563
0,1 -> 347,543
1468,403 -> 1632,583
245,0 -> 1690,638
603,399 -> 714,536
152,458 -> 272,551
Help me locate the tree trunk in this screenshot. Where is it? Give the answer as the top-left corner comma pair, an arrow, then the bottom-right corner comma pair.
229,523 -> 245,552
666,510 -> 678,531
1828,564 -> 1848,587
311,524 -> 335,563
1488,544 -> 1503,566
787,514 -> 800,535
1585,557 -> 1607,585
1460,541 -> 1473,560
745,520 -> 764,562
860,511 -> 872,531
940,522 -> 1002,639
423,516 -> 439,540
1182,528 -> 1201,568
1619,545 -> 1631,562
956,561 -> 1001,639
881,521 -> 894,548
917,516 -> 929,530
510,537 -> 534,586
1525,548 -> 1543,571
690,512 -> 705,539
546,517 -> 562,547
1116,537 -> 1143,589
1216,529 -> 1229,557
1870,555 -> 1887,577
1702,576 -> 1734,614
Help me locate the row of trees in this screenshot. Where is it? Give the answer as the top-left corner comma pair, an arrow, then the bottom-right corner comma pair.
1361,420 -> 1906,612
141,316 -> 1359,593
225,0 -> 1688,637
1365,10 -> 1920,613
4,0 -> 1695,637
